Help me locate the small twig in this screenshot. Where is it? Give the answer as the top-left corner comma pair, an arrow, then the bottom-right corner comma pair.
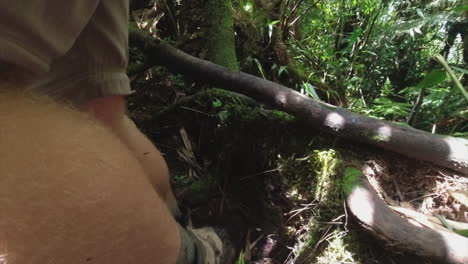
392,178 -> 404,201
285,201 -> 317,213
332,214 -> 345,222
312,225 -> 333,253
250,233 -> 265,251
288,3 -> 317,27
180,106 -> 213,116
408,192 -> 441,203
316,221 -> 343,225
435,170 -> 468,183
240,168 -> 279,180
284,0 -> 306,28
343,199 -> 349,231
286,204 -> 315,221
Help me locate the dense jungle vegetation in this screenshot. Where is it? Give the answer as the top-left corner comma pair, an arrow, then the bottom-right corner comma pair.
128,0 -> 468,263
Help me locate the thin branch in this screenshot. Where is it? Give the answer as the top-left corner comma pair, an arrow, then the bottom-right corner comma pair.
288,1 -> 319,28
434,54 -> 468,102
283,0 -> 306,29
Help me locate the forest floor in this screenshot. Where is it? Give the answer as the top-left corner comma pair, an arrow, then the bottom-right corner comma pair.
128,74 -> 468,264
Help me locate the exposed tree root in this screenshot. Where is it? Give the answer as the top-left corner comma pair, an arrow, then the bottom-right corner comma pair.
344,168 -> 468,264
129,30 -> 468,175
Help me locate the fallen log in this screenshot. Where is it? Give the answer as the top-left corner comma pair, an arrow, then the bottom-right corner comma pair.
344,167 -> 468,264
129,31 -> 468,175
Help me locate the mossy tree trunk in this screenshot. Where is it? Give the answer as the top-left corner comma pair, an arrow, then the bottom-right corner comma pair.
206,0 -> 239,71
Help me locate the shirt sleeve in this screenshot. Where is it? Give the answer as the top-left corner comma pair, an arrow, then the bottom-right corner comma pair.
0,1 -> 100,74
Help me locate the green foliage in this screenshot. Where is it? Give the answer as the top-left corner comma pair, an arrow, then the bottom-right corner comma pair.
311,149 -> 342,204
365,79 -> 412,121
235,251 -> 247,264
207,0 -> 239,71
302,82 -> 321,101
276,0 -> 466,134
416,69 -> 447,89
342,167 -> 362,196
451,4 -> 468,12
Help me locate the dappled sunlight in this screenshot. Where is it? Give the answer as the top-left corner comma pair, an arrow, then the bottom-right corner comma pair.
323,112 -> 345,132
377,125 -> 392,140
315,230 -> 356,264
445,137 -> 468,167
440,231 -> 468,253
347,184 -> 376,226
274,90 -> 288,107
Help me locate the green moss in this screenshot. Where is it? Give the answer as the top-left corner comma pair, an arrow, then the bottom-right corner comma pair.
270,110 -> 295,122
207,0 -> 239,71
311,149 -> 342,205
284,152 -> 382,263
342,167 -> 362,195
369,134 -> 391,142
200,89 -> 295,125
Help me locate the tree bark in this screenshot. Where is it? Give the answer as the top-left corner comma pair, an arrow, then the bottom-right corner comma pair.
206,0 -> 239,71
345,168 -> 468,264
129,31 -> 468,175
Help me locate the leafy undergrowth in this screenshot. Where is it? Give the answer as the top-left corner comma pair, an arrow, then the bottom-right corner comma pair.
128,75 -> 468,263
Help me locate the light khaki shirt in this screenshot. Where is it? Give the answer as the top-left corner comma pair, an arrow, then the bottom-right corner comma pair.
0,0 -> 131,104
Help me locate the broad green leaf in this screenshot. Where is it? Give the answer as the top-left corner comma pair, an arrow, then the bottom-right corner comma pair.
252,58 -> 266,79
455,229 -> 468,237
268,20 -> 280,39
278,66 -> 288,78
345,28 -> 363,51
416,8 -> 424,18
212,99 -> 222,108
303,83 -> 321,101
451,66 -> 468,75
417,69 -> 447,89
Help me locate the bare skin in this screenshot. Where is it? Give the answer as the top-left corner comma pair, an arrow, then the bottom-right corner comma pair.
0,91 -> 180,263
79,96 -> 177,211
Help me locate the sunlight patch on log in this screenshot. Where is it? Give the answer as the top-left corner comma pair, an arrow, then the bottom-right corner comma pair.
347,186 -> 375,225
324,113 -> 345,132
445,138 -> 468,170
374,126 -> 392,142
